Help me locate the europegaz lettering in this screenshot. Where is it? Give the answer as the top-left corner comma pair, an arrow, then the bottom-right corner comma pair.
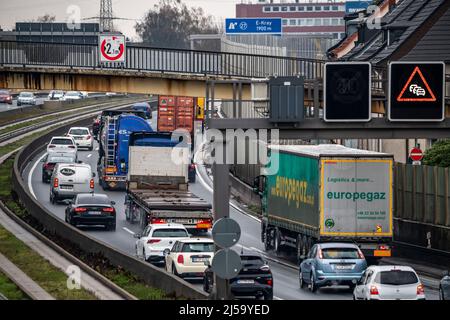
327,191 -> 386,202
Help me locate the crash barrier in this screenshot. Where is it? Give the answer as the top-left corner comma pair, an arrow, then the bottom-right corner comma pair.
12,115 -> 208,300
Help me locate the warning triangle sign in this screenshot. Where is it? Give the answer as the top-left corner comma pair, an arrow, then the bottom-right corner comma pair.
397,66 -> 437,102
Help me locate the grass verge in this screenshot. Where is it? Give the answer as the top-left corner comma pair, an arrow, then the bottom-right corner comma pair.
0,156 -> 168,300
0,271 -> 29,300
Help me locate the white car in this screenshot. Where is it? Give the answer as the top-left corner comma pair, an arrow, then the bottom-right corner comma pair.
47,136 -> 77,155
63,91 -> 83,101
48,90 -> 64,100
164,238 -> 214,279
17,92 -> 36,106
50,163 -> 95,204
353,265 -> 426,300
67,127 -> 94,151
135,223 -> 190,265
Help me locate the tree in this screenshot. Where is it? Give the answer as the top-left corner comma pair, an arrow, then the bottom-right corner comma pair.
422,140 -> 450,167
135,0 -> 219,49
36,14 -> 56,23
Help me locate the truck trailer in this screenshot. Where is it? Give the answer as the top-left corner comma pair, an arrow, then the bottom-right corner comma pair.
254,144 -> 394,263
97,113 -> 153,190
125,132 -> 213,233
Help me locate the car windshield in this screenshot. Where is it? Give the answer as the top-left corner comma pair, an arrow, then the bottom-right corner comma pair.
20,92 -> 32,97
51,138 -> 74,145
76,195 -> 110,205
69,129 -> 89,135
152,229 -> 188,238
321,248 -> 360,259
66,92 -> 79,96
241,256 -> 264,267
181,243 -> 214,253
48,156 -> 75,163
376,270 -> 419,285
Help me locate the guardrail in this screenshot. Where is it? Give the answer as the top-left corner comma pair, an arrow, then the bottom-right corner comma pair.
0,40 -> 325,80
11,114 -> 208,300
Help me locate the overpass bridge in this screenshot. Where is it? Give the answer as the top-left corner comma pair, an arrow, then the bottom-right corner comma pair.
0,40 -> 325,100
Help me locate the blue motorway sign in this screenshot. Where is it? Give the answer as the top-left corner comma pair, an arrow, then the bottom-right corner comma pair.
345,1 -> 372,13
225,18 -> 282,35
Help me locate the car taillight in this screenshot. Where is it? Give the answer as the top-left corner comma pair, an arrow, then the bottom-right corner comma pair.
53,178 -> 59,188
417,284 -> 425,295
196,219 -> 212,229
378,245 -> 390,250
86,135 -> 91,140
177,254 -> 184,264
147,239 -> 161,244
151,218 -> 166,224
370,286 -> 379,295
48,145 -> 56,148
189,163 -> 196,170
266,279 -> 273,286
90,179 -> 94,189
102,207 -> 114,213
358,249 -> 365,259
74,207 -> 87,212
318,248 -> 323,259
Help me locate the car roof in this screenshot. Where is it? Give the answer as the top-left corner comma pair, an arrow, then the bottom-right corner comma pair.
56,163 -> 91,169
69,127 -> 89,130
51,136 -> 73,140
77,193 -> 109,200
176,238 -> 214,243
368,265 -> 417,273
317,242 -> 361,249
150,223 -> 186,229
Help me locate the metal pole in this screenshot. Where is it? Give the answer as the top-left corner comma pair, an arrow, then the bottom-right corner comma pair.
212,155 -> 231,299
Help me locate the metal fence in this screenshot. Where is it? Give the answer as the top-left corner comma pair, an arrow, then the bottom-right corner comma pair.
395,163 -> 450,227
0,40 -> 325,80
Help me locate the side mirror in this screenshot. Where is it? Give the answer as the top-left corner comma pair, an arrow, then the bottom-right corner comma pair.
133,233 -> 141,239
163,248 -> 170,256
111,201 -> 116,205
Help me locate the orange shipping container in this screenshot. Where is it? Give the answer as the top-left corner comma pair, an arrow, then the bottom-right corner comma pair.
157,96 -> 195,134
157,96 -> 176,132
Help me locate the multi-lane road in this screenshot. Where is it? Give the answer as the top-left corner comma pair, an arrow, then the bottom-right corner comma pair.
21,111 -> 440,300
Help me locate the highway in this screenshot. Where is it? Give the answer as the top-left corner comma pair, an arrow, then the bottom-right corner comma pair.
21,111 -> 440,300
0,98 -> 45,112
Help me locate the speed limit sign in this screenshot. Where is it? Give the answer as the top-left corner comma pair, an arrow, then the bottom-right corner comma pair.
99,34 -> 126,64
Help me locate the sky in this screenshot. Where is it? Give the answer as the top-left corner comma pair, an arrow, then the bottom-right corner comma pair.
0,0 -> 241,40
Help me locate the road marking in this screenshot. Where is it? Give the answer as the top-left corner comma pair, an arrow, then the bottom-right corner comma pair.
123,227 -> 135,236
95,147 -> 99,151
274,296 -> 282,300
87,153 -> 92,158
28,153 -> 47,200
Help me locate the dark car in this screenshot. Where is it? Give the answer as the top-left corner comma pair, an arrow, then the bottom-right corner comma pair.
203,254 -> 273,300
132,102 -> 152,119
0,90 -> 13,105
440,270 -> 450,300
92,115 -> 101,140
64,193 -> 116,231
188,162 -> 196,183
41,153 -> 77,183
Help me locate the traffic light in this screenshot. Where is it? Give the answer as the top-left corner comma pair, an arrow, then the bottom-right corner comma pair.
324,62 -> 372,122
389,62 -> 445,122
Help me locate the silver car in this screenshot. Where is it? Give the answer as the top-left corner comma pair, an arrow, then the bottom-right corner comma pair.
299,243 -> 367,292
17,92 -> 36,106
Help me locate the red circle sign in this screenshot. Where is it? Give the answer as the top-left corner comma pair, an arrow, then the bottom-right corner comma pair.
409,147 -> 423,161
100,39 -> 124,61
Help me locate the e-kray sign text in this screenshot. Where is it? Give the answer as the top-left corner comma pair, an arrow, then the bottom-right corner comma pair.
225,18 -> 282,34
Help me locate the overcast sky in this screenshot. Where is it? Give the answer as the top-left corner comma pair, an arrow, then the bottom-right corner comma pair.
0,0 -> 241,40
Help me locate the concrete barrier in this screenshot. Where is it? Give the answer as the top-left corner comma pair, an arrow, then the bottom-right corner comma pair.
12,116 -> 208,300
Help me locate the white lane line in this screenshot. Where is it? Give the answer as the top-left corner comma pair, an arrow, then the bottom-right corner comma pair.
28,153 -> 47,200
95,147 -> 99,151
274,296 -> 282,300
87,154 -> 92,158
123,227 -> 135,236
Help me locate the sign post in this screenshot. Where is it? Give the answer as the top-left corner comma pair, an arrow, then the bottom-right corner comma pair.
409,147 -> 424,165
225,18 -> 282,35
324,62 -> 372,122
389,62 -> 445,122
98,34 -> 126,67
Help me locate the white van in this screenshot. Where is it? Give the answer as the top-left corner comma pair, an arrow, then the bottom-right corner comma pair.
50,163 -> 95,204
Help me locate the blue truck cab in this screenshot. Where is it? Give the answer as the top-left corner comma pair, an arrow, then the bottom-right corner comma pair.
98,114 -> 153,190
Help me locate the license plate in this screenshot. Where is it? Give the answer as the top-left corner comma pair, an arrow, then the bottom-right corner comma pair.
89,211 -> 102,215
59,185 -> 73,190
335,265 -> 353,270
192,257 -> 208,262
237,280 -> 254,284
74,137 -> 83,140
374,249 -> 391,257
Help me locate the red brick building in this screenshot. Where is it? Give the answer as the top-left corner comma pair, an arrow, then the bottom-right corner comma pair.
236,1 -> 347,40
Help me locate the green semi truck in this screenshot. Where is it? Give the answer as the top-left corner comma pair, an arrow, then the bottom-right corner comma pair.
253,144 -> 394,263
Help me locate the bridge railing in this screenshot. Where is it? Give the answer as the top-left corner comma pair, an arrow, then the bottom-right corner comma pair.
0,40 -> 325,79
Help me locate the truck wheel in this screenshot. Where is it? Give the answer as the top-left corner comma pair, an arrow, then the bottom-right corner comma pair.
296,234 -> 303,264
264,228 -> 272,251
